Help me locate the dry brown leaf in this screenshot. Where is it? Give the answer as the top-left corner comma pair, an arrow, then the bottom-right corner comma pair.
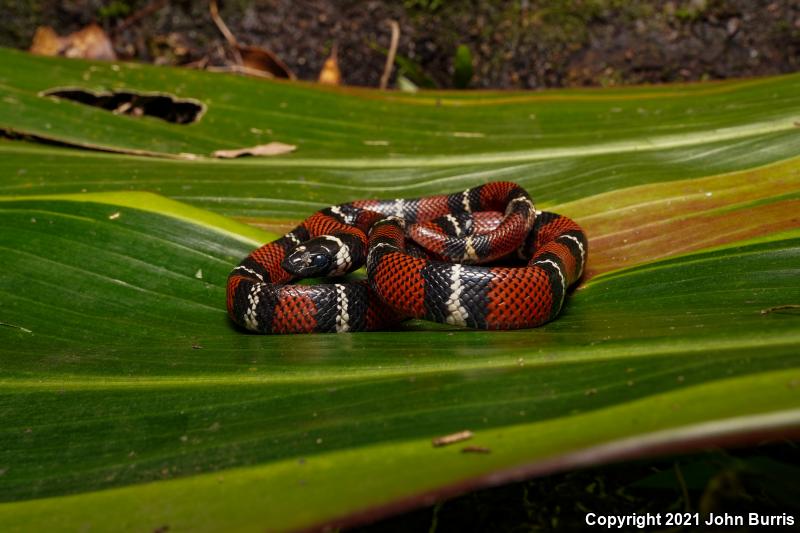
209,0 -> 294,79
212,142 -> 297,159
29,26 -> 63,56
66,24 -> 116,60
237,45 -> 296,80
29,23 -> 116,61
318,44 -> 341,85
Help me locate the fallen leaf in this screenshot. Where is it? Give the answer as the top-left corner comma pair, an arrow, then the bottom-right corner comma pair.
30,24 -> 116,61
66,24 -> 117,61
212,142 -> 297,159
29,26 -> 62,56
237,45 -> 296,80
432,430 -> 473,447
397,74 -> 418,93
208,0 -> 294,80
318,44 -> 341,85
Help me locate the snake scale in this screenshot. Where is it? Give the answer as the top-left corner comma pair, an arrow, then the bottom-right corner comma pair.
227,182 -> 587,334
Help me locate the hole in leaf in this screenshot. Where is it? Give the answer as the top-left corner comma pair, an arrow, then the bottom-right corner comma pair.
41,88 -> 205,124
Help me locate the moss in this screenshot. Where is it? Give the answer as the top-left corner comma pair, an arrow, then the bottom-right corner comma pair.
97,1 -> 133,21
404,0 -> 445,12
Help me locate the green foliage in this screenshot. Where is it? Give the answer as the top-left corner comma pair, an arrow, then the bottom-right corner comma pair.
404,0 -> 444,13
525,0 -> 647,42
97,0 -> 132,20
670,0 -> 709,22
452,44 -> 473,88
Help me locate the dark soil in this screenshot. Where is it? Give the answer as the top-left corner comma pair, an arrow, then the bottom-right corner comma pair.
350,441 -> 800,532
2,0 -> 799,89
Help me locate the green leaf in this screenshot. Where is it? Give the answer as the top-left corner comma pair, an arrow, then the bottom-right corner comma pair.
453,44 -> 473,89
0,49 -> 799,531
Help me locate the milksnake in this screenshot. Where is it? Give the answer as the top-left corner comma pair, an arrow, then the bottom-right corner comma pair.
227,182 -> 587,334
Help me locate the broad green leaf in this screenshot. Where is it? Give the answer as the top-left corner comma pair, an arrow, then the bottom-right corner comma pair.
2,47 -> 800,163
1,49 -> 799,531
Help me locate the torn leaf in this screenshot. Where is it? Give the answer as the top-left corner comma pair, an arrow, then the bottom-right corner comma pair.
212,142 -> 297,159
42,88 -> 205,125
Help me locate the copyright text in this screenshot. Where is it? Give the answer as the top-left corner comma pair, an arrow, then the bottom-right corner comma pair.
585,512 -> 795,529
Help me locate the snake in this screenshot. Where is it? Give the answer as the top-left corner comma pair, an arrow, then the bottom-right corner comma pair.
227,182 -> 587,334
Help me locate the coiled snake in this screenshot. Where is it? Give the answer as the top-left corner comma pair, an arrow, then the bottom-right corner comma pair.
227,182 -> 587,334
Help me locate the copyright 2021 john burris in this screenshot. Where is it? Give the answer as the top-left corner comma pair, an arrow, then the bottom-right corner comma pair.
585,512 -> 795,529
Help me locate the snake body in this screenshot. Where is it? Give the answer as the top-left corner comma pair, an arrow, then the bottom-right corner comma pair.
227,182 -> 587,334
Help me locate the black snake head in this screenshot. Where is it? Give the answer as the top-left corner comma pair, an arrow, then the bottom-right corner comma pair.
281,243 -> 333,277
284,234 -> 360,278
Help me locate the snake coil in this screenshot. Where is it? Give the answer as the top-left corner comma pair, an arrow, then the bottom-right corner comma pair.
227,182 -> 587,334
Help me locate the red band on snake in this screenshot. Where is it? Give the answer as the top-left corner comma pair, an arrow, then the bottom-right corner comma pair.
227,182 -> 587,334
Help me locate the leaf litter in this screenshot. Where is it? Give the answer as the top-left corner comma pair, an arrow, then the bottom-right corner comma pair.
212,142 -> 297,159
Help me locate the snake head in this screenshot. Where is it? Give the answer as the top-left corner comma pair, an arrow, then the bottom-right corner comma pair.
281,243 -> 334,277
